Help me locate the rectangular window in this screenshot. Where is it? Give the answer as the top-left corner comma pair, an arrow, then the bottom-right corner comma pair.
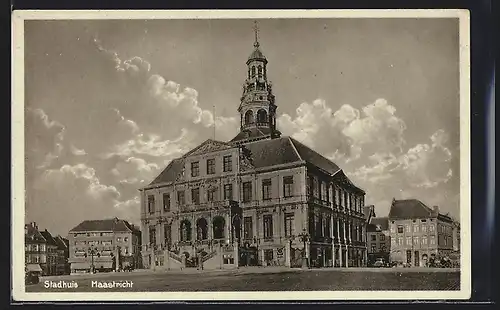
397,225 -> 404,234
422,225 -> 427,232
422,236 -> 428,245
284,213 -> 294,237
264,249 -> 273,261
371,235 -> 376,241
207,188 -> 216,202
262,179 -> 272,200
371,245 -> 377,253
191,188 -> 200,205
243,217 -> 253,239
191,161 -> 199,177
335,188 -> 340,205
429,224 -> 435,232
149,226 -> 156,246
413,237 -> 419,245
381,245 -> 387,252
206,158 -> 215,175
243,182 -> 252,202
380,234 -> 385,241
283,176 -> 294,198
163,193 -> 170,212
177,191 -> 185,206
223,184 -> 233,200
430,236 -> 436,245
223,155 -> 232,172
263,215 -> 273,239
405,225 -> 411,233
406,237 -> 412,245
413,224 -> 419,233
147,195 -> 155,214
306,176 -> 313,197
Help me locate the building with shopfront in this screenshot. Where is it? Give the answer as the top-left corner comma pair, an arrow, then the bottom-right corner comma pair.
366,216 -> 390,266
68,218 -> 142,273
388,199 -> 454,267
139,24 -> 368,270
25,222 -> 47,275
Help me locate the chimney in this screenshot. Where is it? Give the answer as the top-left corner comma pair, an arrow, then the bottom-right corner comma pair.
33,222 -> 37,230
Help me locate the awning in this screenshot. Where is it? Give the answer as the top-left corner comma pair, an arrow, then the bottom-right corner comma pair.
70,262 -> 91,270
26,264 -> 42,272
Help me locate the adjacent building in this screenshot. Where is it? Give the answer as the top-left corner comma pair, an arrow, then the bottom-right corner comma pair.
40,229 -> 59,276
54,235 -> 70,275
139,26 -> 367,270
388,199 -> 454,267
366,217 -> 390,266
25,222 -> 47,275
25,222 -> 70,276
68,218 -> 142,273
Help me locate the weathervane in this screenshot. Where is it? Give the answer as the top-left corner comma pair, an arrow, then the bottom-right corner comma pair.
253,20 -> 260,48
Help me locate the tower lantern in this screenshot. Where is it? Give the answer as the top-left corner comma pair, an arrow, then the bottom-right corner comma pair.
237,21 -> 280,141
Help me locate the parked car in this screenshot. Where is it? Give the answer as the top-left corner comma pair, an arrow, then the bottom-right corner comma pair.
373,258 -> 385,268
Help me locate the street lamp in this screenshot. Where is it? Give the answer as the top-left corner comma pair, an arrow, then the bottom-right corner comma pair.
85,246 -> 100,274
298,229 -> 310,269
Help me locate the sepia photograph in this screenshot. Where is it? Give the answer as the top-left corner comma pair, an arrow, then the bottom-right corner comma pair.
12,10 -> 470,301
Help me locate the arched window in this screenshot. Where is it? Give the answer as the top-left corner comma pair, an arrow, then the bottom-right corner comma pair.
196,218 -> 208,240
180,220 -> 191,242
213,216 -> 225,239
251,66 -> 256,77
257,109 -> 267,124
244,110 -> 254,125
258,65 -> 263,77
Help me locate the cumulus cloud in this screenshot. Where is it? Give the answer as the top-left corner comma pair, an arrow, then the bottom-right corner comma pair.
25,108 -> 65,170
279,97 -> 457,217
27,163 -> 125,235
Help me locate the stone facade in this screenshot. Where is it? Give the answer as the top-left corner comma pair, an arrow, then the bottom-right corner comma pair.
388,200 -> 455,267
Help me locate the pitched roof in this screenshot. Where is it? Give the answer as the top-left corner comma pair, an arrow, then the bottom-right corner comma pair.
370,217 -> 389,231
149,158 -> 184,185
25,225 -> 46,243
148,135 -> 349,188
54,235 -> 68,250
230,127 -> 276,143
388,199 -> 436,220
69,218 -> 133,233
364,205 -> 376,222
40,230 -> 58,247
243,136 -> 302,169
290,138 -> 341,175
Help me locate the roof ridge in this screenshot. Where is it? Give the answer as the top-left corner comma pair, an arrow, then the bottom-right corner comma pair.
287,136 -> 303,161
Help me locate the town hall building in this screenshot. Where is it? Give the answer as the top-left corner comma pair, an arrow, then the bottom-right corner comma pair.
139,24 -> 368,270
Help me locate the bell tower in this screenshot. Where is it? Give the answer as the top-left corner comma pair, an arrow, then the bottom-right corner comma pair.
237,21 -> 280,140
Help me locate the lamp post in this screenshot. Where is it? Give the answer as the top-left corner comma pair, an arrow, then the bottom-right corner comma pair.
86,246 -> 100,274
298,229 -> 310,269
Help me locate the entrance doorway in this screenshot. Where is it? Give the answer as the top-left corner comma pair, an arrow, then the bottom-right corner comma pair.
406,250 -> 412,265
239,245 -> 258,266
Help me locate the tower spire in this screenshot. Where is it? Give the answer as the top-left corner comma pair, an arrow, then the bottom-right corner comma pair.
253,20 -> 260,48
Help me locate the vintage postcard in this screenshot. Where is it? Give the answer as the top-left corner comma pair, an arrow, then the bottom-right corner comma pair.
12,9 -> 471,301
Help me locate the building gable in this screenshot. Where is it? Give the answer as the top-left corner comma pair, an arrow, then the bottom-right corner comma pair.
183,139 -> 233,158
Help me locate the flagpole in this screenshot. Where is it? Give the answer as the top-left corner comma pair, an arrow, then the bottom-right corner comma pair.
213,105 -> 216,140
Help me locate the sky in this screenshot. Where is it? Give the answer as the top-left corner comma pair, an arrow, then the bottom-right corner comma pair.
24,18 -> 461,237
